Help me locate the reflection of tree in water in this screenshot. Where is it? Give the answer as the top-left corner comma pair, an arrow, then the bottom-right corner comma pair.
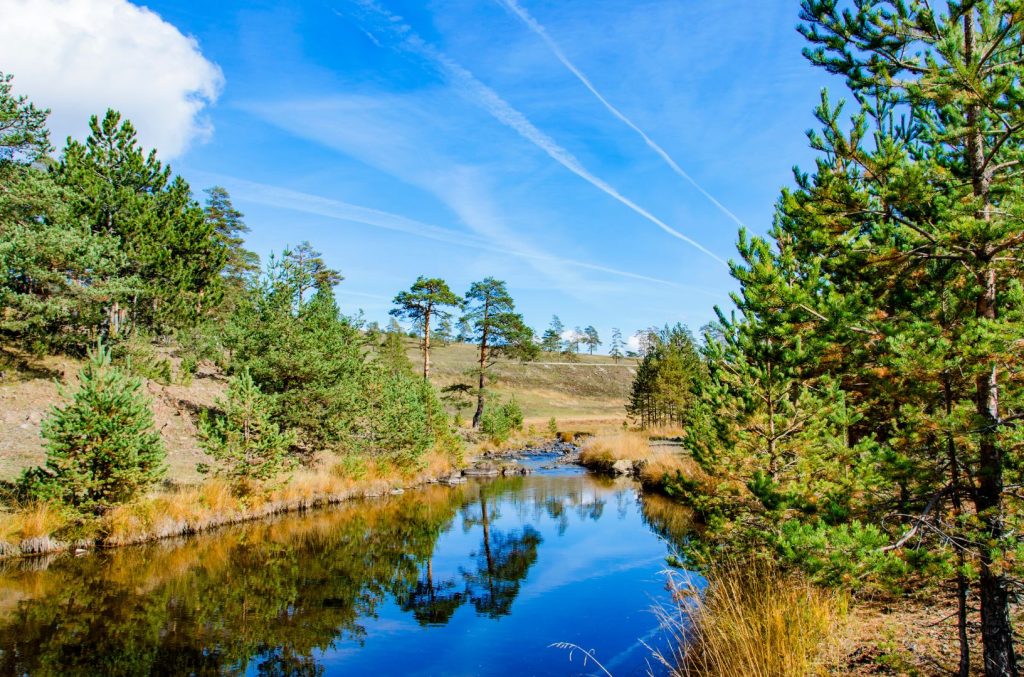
468,474 -> 612,537
461,485 -> 543,618
0,474 -> 638,676
256,647 -> 325,677
0,486 -> 464,677
396,559 -> 464,626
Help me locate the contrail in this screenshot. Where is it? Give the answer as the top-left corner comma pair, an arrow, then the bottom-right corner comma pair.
494,0 -> 746,230
340,1 -> 728,266
196,172 -> 725,298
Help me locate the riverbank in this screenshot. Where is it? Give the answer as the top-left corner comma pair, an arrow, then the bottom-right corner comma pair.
0,450 -> 461,558
575,431 -> 704,492
0,431 -> 584,560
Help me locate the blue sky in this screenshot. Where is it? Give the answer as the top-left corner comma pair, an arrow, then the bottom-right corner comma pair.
2,0 -> 838,350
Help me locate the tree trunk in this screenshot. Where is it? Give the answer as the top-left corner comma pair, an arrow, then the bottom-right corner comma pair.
958,556 -> 971,677
975,313 -> 1016,676
423,308 -> 431,381
946,376 -> 971,677
473,312 -> 489,428
964,12 -> 1017,673
481,496 -> 494,598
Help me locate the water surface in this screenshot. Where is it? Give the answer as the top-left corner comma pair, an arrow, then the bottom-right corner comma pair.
0,458 -> 697,676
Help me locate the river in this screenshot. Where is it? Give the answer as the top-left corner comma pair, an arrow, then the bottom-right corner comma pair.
0,453 -> 701,676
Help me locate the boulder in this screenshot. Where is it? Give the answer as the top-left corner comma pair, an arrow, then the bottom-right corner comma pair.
609,459 -> 634,476
463,463 -> 501,477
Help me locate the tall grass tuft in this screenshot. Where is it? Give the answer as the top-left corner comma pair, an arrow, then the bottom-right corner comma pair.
637,454 -> 706,489
578,432 -> 650,469
655,562 -> 846,677
0,502 -> 69,543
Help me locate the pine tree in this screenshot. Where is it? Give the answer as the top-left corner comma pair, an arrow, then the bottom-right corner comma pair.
26,341 -> 166,515
435,317 -> 454,347
55,110 -> 226,331
0,71 -> 51,162
0,76 -> 134,352
281,241 -> 342,307
378,328 -> 416,377
197,369 -> 296,492
583,326 -> 601,355
228,253 -> 363,451
457,318 -> 473,344
541,315 -> 564,353
667,5 -> 1024,673
462,278 -> 536,427
625,324 -> 702,429
203,187 -> 259,312
350,362 -> 433,464
571,326 -> 583,354
786,5 -> 1024,671
390,277 -> 462,380
609,328 -> 624,362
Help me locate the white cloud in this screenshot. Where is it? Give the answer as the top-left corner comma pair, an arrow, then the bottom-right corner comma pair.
626,333 -> 642,352
0,0 -> 223,159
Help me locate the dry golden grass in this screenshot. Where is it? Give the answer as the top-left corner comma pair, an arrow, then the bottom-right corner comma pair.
0,502 -> 68,543
577,432 -> 650,471
638,454 -> 707,488
656,562 -> 847,677
419,450 -> 457,478
33,453 -> 457,550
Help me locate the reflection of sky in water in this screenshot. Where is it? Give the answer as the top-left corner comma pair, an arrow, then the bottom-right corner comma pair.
303,470 -> 697,677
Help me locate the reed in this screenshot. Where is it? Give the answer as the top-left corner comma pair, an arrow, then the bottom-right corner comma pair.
637,453 -> 707,490
655,561 -> 847,677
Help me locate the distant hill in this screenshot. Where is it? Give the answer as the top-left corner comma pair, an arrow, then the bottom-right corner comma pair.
409,339 -> 637,425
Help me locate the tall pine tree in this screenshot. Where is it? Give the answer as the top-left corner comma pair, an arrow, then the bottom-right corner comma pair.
55,110 -> 225,331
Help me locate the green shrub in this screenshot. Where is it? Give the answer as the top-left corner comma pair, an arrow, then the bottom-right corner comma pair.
21,341 -> 166,515
502,396 -> 524,431
349,362 -> 433,465
548,416 -> 558,435
333,455 -> 368,480
111,334 -> 173,385
178,354 -> 198,385
229,280 -> 363,451
480,397 -> 524,443
180,354 -> 198,376
197,369 -> 297,493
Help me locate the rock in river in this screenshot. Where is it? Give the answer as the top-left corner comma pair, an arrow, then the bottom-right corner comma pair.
462,463 -> 501,477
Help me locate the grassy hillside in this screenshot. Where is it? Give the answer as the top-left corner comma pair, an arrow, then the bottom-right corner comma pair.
412,340 -> 637,425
